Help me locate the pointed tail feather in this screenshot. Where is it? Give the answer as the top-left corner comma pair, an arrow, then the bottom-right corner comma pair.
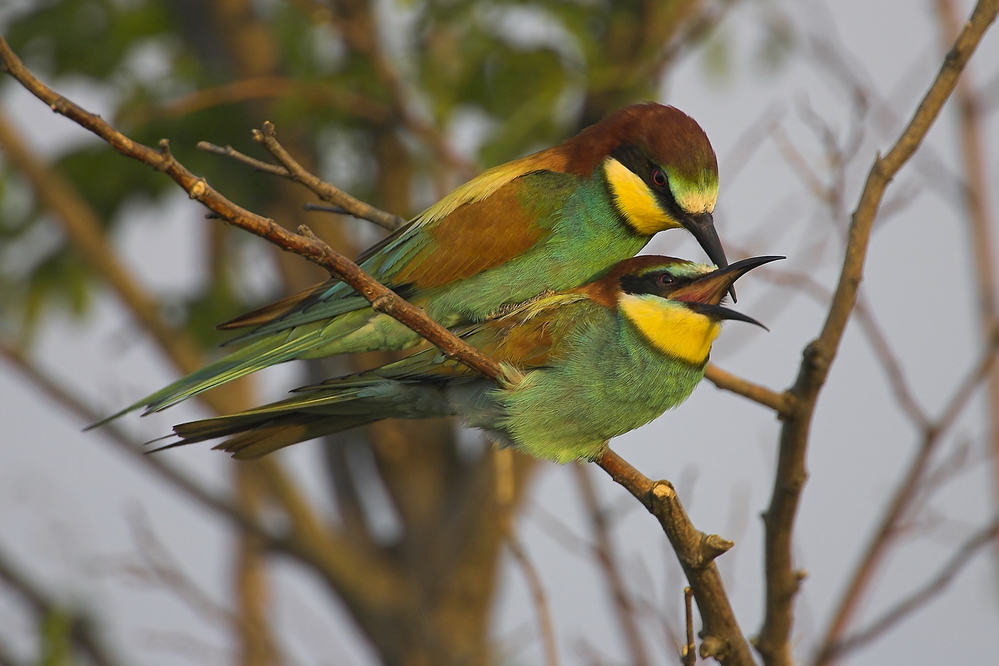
216,280 -> 335,331
87,325 -> 335,430
161,379 -> 453,459
166,411 -> 379,459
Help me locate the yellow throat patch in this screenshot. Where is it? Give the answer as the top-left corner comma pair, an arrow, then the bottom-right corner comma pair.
619,294 -> 720,366
604,158 -> 679,235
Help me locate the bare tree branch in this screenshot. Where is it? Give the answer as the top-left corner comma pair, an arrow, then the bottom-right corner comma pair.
934,0 -> 999,576
828,514 -> 999,660
682,586 -> 697,666
704,364 -> 793,416
505,532 -> 560,666
197,135 -> 407,231
252,122 -> 407,230
0,337 -> 407,623
0,545 -> 121,666
812,327 -> 999,665
756,3 -> 999,665
0,109 -> 209,391
575,465 -> 650,666
594,450 -> 753,665
118,76 -> 391,128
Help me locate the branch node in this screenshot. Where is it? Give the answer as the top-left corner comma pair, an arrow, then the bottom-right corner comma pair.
701,533 -> 735,562
777,391 -> 798,420
188,178 -> 208,201
803,338 -> 830,373
371,294 -> 394,313
262,120 -> 276,136
651,480 -> 676,502
699,635 -> 728,660
296,224 -> 318,239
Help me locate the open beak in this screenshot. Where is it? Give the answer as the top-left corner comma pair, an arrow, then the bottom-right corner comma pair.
670,255 -> 784,330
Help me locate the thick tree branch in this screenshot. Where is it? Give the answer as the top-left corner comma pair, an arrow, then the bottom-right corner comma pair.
756,3 -> 999,665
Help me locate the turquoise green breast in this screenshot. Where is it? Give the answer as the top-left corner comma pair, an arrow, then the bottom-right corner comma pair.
425,172 -> 648,324
496,305 -> 706,462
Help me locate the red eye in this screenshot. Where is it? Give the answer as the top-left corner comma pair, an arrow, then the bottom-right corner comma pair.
652,168 -> 667,187
657,272 -> 674,287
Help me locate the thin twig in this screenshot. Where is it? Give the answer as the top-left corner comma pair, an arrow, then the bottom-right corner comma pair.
813,327 -> 999,665
0,545 -> 121,666
197,141 -> 292,177
198,138 -> 405,231
682,587 -> 697,666
574,465 -> 650,666
253,122 -> 406,230
704,364 -> 793,417
756,3 -> 999,665
935,0 -> 999,574
828,514 -> 999,659
105,509 -> 241,632
505,533 -> 560,666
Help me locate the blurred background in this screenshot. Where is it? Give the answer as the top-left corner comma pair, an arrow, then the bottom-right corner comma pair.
1,0 -> 998,664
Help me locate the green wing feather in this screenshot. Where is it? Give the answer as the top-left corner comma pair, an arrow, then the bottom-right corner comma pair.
164,292 -> 593,458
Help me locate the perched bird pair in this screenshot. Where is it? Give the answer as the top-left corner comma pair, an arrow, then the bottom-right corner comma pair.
167,255 -> 779,461
96,102 -> 778,462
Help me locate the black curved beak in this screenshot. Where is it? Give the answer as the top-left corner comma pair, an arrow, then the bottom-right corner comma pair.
683,212 -> 728,270
682,211 -> 734,301
670,255 -> 784,330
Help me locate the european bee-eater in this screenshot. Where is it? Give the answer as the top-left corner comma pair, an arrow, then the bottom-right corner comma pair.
164,255 -> 780,463
103,102 -> 728,420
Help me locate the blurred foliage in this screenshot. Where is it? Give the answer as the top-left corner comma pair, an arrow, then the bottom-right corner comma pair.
39,608 -> 75,666
0,0 -> 789,344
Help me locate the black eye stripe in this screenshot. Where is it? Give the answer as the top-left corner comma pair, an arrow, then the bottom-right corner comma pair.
609,143 -> 687,217
619,270 -> 689,296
